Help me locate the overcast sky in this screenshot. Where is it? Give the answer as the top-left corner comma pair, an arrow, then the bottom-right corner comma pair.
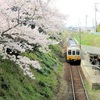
54,0 -> 100,27
0,0 -> 100,27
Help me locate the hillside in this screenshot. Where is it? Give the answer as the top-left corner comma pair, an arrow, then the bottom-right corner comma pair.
0,44 -> 64,100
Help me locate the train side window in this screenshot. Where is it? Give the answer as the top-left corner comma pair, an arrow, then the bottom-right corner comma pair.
68,50 -> 71,55
72,51 -> 75,55
76,50 -> 80,55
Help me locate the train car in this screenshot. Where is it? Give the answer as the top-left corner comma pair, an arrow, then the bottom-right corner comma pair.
66,37 -> 81,64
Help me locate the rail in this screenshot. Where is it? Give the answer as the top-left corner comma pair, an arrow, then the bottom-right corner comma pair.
78,67 -> 89,100
70,65 -> 89,100
70,65 -> 76,100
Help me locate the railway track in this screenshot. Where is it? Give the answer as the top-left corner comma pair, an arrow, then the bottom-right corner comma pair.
65,63 -> 89,100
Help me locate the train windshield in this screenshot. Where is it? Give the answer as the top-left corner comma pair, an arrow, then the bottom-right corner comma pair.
68,50 -> 80,55
68,50 -> 71,55
72,51 -> 75,55
76,50 -> 80,55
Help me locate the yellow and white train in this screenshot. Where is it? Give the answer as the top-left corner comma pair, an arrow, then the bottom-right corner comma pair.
66,37 -> 81,64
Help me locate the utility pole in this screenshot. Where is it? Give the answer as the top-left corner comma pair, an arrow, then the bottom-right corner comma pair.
94,3 -> 97,32
94,3 -> 100,32
85,15 -> 88,31
79,28 -> 81,48
92,19 -> 94,28
78,18 -> 81,52
78,18 -> 81,32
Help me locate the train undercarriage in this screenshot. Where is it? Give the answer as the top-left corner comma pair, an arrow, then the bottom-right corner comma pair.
66,58 -> 81,65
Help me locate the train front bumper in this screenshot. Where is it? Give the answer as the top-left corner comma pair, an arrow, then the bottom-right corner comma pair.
67,56 -> 81,61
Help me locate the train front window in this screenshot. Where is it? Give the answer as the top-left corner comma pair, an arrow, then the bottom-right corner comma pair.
68,50 -> 71,55
72,51 -> 75,55
76,50 -> 80,55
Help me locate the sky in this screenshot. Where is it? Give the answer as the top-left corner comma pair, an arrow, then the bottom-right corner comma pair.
54,0 -> 100,27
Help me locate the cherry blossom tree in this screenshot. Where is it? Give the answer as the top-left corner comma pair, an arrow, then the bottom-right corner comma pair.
0,0 -> 68,79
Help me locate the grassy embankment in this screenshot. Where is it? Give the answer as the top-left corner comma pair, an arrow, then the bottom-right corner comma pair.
74,32 -> 100,100
0,42 -> 63,100
74,32 -> 100,47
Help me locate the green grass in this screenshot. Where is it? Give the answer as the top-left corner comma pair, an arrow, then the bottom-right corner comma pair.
74,33 -> 100,47
0,44 -> 62,100
85,82 -> 100,100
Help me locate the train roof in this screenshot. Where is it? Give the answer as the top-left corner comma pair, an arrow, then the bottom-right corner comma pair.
67,37 -> 77,47
67,46 -> 80,50
70,43 -> 77,47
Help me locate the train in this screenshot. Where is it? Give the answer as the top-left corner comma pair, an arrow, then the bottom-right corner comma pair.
66,37 -> 81,64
